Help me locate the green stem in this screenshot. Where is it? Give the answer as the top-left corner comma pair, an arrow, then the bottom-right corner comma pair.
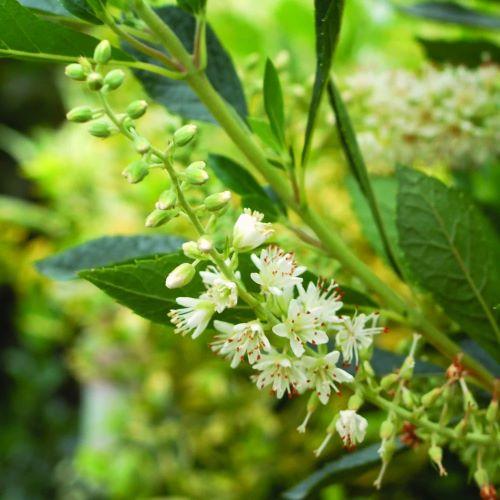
133,0 -> 494,391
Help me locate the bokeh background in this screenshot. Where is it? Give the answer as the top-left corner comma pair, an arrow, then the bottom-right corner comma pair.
1,0 -> 499,498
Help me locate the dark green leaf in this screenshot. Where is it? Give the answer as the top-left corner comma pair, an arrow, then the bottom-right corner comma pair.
176,0 -> 206,14
263,58 -> 285,147
371,347 -> 442,377
399,1 -> 500,29
129,6 -> 247,123
208,153 -> 280,221
301,0 -> 344,166
0,0 -> 132,62
283,441 -> 405,499
396,167 -> 500,360
327,80 -> 402,277
36,235 -> 184,280
460,339 -> 500,377
417,37 -> 500,67
60,0 -> 102,24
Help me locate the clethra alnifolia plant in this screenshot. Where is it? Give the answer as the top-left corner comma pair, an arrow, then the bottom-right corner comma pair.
3,0 -> 498,496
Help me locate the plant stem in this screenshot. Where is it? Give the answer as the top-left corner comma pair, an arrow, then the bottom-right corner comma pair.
133,0 -> 495,390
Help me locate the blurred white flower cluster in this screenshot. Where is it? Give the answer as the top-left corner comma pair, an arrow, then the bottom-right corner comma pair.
342,64 -> 500,172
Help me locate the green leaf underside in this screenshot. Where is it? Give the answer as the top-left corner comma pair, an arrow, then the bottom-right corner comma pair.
327,80 -> 402,277
128,6 -> 247,123
399,1 -> 500,29
263,58 -> 286,147
36,235 -> 184,280
0,0 -> 132,61
60,0 -> 102,24
417,37 -> 500,67
301,0 -> 344,165
19,0 -> 69,15
283,440 -> 405,499
397,168 -> 500,360
208,153 -> 280,221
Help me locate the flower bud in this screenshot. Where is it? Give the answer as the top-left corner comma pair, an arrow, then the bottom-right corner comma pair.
401,387 -> 415,409
165,262 -> 196,289
122,159 -> 149,184
185,166 -> 208,185
474,468 -> 489,487
362,360 -> 375,378
428,445 -> 447,476
104,69 -> 125,90
379,437 -> 396,462
380,420 -> 395,440
156,190 -> 177,210
88,121 -> 112,138
197,236 -> 213,253
66,106 -> 93,123
145,208 -> 178,228
232,209 -> 273,253
421,388 -> 442,407
94,40 -> 112,65
65,63 -> 86,81
486,399 -> 498,424
380,373 -> 399,391
204,191 -> 231,212
87,72 -> 103,91
347,393 -> 363,411
127,100 -> 148,119
399,356 -> 415,381
134,136 -> 151,154
182,241 -> 205,260
173,124 -> 197,146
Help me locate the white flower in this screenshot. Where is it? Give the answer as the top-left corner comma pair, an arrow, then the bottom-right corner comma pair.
333,313 -> 383,365
272,299 -> 328,357
298,280 -> 343,325
232,208 -> 274,252
301,351 -> 354,404
168,296 -> 215,338
211,320 -> 270,368
253,351 -> 307,399
335,410 -> 368,449
200,265 -> 238,313
250,245 -> 306,295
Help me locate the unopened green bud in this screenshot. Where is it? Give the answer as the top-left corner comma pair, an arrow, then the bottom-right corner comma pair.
402,387 -> 415,409
380,420 -> 395,440
88,121 -> 112,138
363,361 -> 375,378
121,116 -> 135,132
87,72 -> 103,91
145,208 -> 178,228
94,40 -> 112,65
173,124 -> 197,146
66,106 -> 93,123
379,438 -> 396,462
182,241 -> 205,260
127,100 -> 148,119
486,400 -> 498,424
104,69 -> 125,90
197,236 -> 213,253
122,159 -> 149,184
454,418 -> 468,436
134,136 -> 151,154
381,373 -> 399,391
347,393 -> 363,411
204,191 -> 231,212
65,63 -> 86,81
463,389 -> 478,411
156,190 -> 177,210
474,468 -> 489,487
421,388 -> 442,407
428,445 -> 447,476
399,356 -> 415,380
165,262 -> 196,289
185,164 -> 208,185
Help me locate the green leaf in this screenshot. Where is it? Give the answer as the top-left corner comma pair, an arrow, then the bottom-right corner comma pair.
283,441 -> 405,499
60,0 -> 102,24
396,167 -> 500,359
208,153 -> 280,221
19,0 -> 69,15
129,6 -> 247,123
399,1 -> 500,29
0,0 -> 132,62
247,117 -> 281,151
417,37 -> 500,67
36,235 -> 184,281
301,0 -> 344,166
263,58 -> 286,148
327,80 -> 402,277
176,0 -> 206,15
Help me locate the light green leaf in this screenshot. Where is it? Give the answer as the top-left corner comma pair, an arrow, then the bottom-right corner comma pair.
397,167 -> 500,359
248,117 -> 281,152
0,0 -> 132,62
301,0 -> 344,166
263,58 -> 285,148
36,235 -> 184,280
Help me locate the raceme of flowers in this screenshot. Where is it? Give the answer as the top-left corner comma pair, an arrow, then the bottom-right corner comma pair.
166,208 -> 383,447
